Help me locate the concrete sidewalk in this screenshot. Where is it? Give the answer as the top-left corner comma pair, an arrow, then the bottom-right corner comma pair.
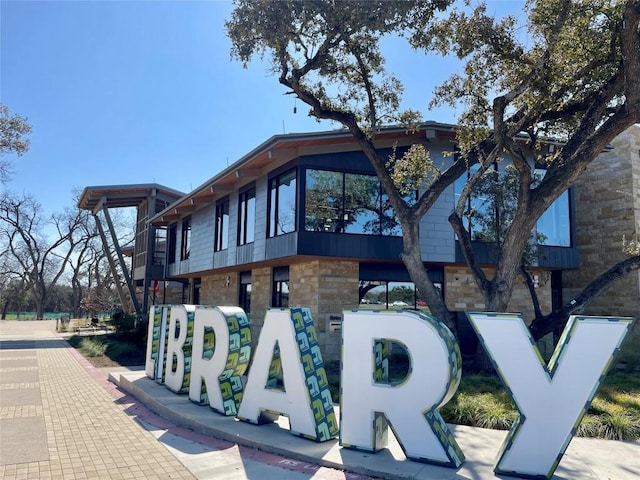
0,320 -> 372,480
110,367 -> 640,480
0,320 -> 195,479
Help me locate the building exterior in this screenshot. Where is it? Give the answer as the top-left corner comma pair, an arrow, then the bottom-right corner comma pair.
78,122 -> 579,361
564,124 -> 640,363
77,184 -> 186,318
565,125 -> 640,317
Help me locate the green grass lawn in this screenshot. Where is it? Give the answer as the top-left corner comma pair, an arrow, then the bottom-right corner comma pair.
439,373 -> 640,441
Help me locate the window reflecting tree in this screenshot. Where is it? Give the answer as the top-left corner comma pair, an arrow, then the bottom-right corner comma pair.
305,169 -> 403,235
305,170 -> 343,232
268,169 -> 297,237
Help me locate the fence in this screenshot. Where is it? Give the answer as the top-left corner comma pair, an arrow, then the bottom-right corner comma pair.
4,312 -> 72,321
3,311 -> 115,321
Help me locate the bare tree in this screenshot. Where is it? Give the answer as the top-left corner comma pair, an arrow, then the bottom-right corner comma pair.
0,192 -> 94,319
64,205 -> 102,317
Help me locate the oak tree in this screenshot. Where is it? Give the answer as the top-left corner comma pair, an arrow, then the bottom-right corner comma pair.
227,0 -> 640,338
0,104 -> 31,185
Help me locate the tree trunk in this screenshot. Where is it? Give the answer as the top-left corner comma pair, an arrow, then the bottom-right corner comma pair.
472,342 -> 495,374
401,222 -> 456,332
34,283 -> 46,320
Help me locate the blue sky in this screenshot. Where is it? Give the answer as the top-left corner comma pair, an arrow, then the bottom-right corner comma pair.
1,0 -> 525,218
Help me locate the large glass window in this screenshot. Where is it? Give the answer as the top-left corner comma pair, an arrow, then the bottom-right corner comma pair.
535,170 -> 571,246
381,190 -> 402,236
305,170 -> 343,232
344,173 -> 383,234
180,217 -> 191,261
537,190 -> 570,246
360,281 -> 440,312
153,227 -> 167,266
304,169 -> 401,235
455,165 -> 571,246
268,169 -> 297,237
238,187 -> 255,245
214,198 -> 229,251
454,163 -> 498,241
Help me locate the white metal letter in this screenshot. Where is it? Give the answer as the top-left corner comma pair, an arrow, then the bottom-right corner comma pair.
340,310 -> 464,467
237,309 -> 336,441
189,306 -> 251,415
467,313 -> 634,479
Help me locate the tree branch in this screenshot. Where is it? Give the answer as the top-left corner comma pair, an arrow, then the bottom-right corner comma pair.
530,254 -> 640,340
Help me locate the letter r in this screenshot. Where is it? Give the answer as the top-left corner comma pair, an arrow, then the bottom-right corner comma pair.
340,310 -> 464,467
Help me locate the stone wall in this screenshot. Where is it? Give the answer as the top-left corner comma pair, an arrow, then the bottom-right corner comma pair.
291,259 -> 359,360
563,126 -> 640,320
197,260 -> 358,361
444,266 -> 552,322
250,267 -> 272,340
200,273 -> 238,306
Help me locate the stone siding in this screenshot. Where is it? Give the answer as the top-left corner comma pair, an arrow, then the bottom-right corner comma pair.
291,260 -> 359,360
564,126 -> 640,320
200,273 -> 238,306
197,262 -> 358,361
445,266 -> 552,322
250,267 -> 272,341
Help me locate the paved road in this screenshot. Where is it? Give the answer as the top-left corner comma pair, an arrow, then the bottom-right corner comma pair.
0,320 -> 369,480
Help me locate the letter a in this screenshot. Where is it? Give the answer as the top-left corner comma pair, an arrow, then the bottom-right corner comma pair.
237,308 -> 337,442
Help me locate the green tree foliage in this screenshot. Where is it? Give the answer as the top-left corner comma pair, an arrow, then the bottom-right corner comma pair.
227,0 -> 640,338
0,104 -> 31,184
0,278 -> 29,319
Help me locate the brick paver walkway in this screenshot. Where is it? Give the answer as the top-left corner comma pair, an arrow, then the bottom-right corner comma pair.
0,320 -> 194,480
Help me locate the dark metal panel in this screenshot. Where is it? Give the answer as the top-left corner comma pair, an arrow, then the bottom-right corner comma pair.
149,264 -> 165,279
297,231 -> 403,260
454,241 -> 499,265
299,147 -> 402,174
300,151 -> 376,173
265,233 -> 298,260
360,263 -> 444,283
538,245 -> 580,269
454,242 -> 580,269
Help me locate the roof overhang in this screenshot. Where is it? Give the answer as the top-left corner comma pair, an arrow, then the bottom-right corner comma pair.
77,183 -> 185,215
150,122 -> 459,225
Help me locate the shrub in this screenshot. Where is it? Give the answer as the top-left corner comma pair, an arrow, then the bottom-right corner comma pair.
111,311 -> 148,346
577,412 -> 640,441
79,337 -> 108,357
440,389 -> 517,430
111,311 -> 136,333
616,329 -> 640,373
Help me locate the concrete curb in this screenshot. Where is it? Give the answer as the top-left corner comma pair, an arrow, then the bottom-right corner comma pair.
112,371 -> 379,478
108,370 -> 640,480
